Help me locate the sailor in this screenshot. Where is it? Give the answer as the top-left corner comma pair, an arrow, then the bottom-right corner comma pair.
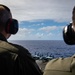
43,6 -> 75,75
0,4 -> 42,75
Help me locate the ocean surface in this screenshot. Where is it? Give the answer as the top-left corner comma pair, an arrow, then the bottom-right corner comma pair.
9,40 -> 75,58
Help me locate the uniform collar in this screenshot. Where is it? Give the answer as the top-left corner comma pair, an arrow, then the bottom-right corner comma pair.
0,33 -> 7,42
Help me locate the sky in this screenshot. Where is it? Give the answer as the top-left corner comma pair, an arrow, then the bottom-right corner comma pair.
0,0 -> 75,40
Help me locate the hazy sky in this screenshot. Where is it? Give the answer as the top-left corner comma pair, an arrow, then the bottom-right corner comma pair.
0,0 -> 75,40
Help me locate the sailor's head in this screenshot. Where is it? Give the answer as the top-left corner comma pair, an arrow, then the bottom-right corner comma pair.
0,4 -> 18,39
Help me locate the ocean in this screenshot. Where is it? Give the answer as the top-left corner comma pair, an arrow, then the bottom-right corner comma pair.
9,40 -> 75,58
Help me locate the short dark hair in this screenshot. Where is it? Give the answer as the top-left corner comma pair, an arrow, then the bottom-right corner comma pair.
0,4 -> 11,32
0,4 -> 10,12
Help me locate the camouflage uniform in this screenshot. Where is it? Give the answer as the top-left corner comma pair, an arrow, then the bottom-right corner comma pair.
43,55 -> 75,75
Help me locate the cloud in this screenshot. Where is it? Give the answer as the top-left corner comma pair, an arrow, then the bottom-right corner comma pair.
8,25 -> 63,40
39,26 -> 57,32
39,26 -> 64,32
0,0 -> 75,22
18,28 -> 34,34
0,0 -> 74,40
36,33 -> 44,38
9,28 -> 35,40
